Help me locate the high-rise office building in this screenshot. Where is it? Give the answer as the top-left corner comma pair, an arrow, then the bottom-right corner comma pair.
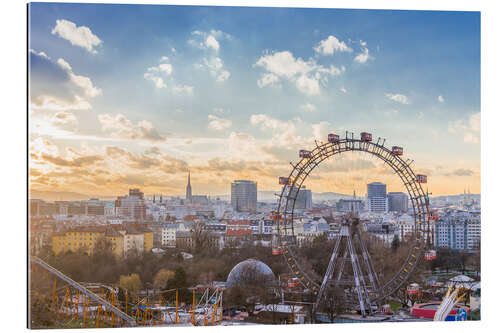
295,186 -> 313,210
367,182 -> 388,213
387,192 -> 408,213
231,180 -> 257,212
115,189 -> 146,220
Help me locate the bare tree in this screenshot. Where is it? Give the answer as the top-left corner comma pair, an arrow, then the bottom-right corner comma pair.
320,287 -> 346,322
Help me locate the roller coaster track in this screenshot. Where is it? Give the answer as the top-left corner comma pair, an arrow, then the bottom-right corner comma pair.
30,256 -> 137,327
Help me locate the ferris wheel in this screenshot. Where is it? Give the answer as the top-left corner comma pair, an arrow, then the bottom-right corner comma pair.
272,131 -> 431,316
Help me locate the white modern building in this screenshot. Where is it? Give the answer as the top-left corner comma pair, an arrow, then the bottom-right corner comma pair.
367,182 -> 388,213
435,210 -> 481,251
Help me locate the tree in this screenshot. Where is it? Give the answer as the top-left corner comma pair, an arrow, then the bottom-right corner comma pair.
153,269 -> 175,290
224,286 -> 246,310
320,287 -> 346,322
391,234 -> 400,251
29,293 -> 56,328
168,267 -> 188,289
190,222 -> 216,254
119,273 -> 142,299
259,288 -> 281,324
166,267 -> 191,303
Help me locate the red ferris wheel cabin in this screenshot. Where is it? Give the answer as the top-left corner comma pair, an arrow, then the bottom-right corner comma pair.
328,133 -> 340,143
299,150 -> 312,158
360,132 -> 372,141
392,146 -> 403,155
416,174 -> 428,183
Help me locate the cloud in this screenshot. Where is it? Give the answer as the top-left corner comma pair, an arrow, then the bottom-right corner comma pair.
29,49 -> 49,59
189,30 -> 232,83
144,73 -> 166,88
314,35 -> 352,55
51,19 -> 102,54
354,47 -> 371,63
438,95 -> 445,103
205,35 -> 220,52
29,50 -> 102,111
446,168 -> 474,177
188,29 -> 231,54
385,93 -> 409,105
311,121 -> 330,140
257,73 -> 280,88
318,157 -> 376,173
254,50 -> 344,95
448,112 -> 480,143
144,57 -> 194,93
208,114 -> 232,130
172,84 -> 194,95
300,103 -> 317,112
198,57 -> 231,83
147,59 -> 173,75
340,86 -> 347,93
42,153 -> 103,168
144,56 -> 173,88
98,113 -> 166,142
51,111 -> 78,132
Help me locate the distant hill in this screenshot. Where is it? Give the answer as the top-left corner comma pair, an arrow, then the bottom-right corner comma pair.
257,190 -> 352,202
29,189 -> 480,204
312,192 -> 354,202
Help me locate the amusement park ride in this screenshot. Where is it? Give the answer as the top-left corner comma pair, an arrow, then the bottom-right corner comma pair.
271,131 -> 437,318
29,257 -> 224,328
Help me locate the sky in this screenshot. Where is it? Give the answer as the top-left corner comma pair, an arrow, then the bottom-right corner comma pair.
28,3 -> 480,198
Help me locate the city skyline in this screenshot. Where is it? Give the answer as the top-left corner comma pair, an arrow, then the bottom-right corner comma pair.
29,4 -> 480,198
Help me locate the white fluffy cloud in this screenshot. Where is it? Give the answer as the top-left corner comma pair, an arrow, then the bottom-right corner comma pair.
51,19 -> 102,54
448,112 -> 480,143
257,73 -> 280,88
147,59 -> 173,75
300,103 -> 317,112
254,50 -> 344,95
311,121 -> 330,140
314,35 -> 352,55
188,29 -> 231,54
98,113 -> 166,142
205,35 -> 220,53
144,57 -> 194,93
354,47 -> 371,63
249,114 -> 335,162
208,114 -> 232,130
438,95 -> 445,103
144,73 -> 166,88
385,93 -> 409,105
190,30 -> 232,83
29,50 -> 102,111
144,57 -> 173,88
340,86 -> 347,93
198,57 -> 231,83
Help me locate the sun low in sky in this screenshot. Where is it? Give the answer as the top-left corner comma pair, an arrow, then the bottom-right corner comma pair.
28,3 -> 480,198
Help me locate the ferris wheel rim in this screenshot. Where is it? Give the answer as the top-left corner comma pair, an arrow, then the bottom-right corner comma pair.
275,135 -> 430,303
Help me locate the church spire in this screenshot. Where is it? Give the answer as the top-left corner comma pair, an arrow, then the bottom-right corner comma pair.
186,170 -> 192,203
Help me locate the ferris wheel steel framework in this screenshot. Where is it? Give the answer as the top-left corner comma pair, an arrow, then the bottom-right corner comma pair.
275,132 -> 430,305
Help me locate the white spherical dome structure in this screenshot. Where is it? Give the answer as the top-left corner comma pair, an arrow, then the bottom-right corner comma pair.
226,259 -> 275,287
